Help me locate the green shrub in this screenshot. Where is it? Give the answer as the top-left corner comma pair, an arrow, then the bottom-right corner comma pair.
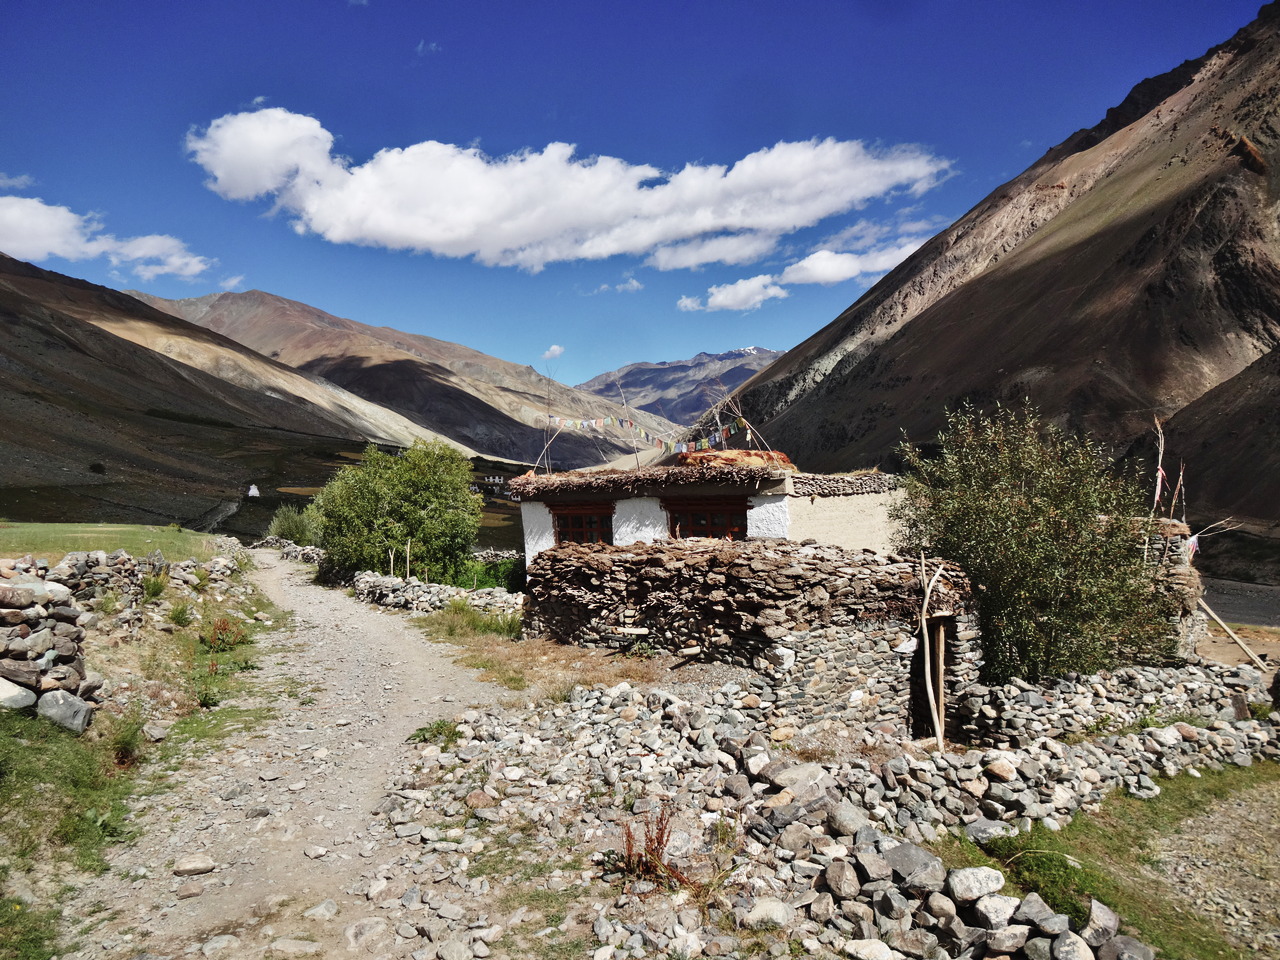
266,501 -> 323,546
447,556 -> 526,592
141,574 -> 165,602
168,601 -> 194,627
314,440 -> 481,582
892,405 -> 1174,682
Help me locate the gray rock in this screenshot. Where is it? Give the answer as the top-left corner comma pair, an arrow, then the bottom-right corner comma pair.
201,934 -> 240,957
344,917 -> 393,952
0,676 -> 36,709
987,923 -> 1031,952
965,817 -> 1018,842
744,897 -> 794,930
886,928 -> 939,958
269,940 -> 322,956
1024,937 -> 1055,960
1097,935 -> 1156,960
36,689 -> 92,734
173,854 -> 217,876
437,940 -> 472,960
824,860 -> 861,900
827,799 -> 870,836
302,899 -> 338,920
946,866 -> 1005,902
0,658 -> 39,689
1053,930 -> 1095,960
1080,898 -> 1120,946
842,939 -> 893,960
974,893 -> 1021,929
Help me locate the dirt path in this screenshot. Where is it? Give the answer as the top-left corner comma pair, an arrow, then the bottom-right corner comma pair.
61,550 -> 500,959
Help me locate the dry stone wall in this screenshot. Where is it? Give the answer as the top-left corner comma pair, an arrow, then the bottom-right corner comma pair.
0,541 -> 244,733
525,539 -> 976,736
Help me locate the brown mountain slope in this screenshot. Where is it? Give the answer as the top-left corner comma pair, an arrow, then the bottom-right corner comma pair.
0,255 -> 446,532
699,3 -> 1280,524
129,289 -> 678,469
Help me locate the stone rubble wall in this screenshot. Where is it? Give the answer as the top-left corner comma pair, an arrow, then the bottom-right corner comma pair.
525,539 -> 976,737
0,542 -> 243,733
351,572 -> 524,618
790,471 -> 899,497
378,677 -> 1280,960
955,660 -> 1269,747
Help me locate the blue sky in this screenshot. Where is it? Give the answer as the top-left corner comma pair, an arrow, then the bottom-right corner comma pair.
0,0 -> 1264,385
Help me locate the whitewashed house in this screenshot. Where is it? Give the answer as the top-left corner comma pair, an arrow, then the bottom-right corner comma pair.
509,459 -> 899,565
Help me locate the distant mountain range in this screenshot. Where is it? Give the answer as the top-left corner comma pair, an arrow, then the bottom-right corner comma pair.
693,3 -> 1280,527
576,347 -> 784,425
129,289 -> 677,471
0,256 -> 677,531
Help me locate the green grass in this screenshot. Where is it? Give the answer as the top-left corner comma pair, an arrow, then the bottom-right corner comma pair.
0,895 -> 62,960
426,598 -> 522,639
0,712 -> 136,874
931,761 -> 1280,960
0,522 -> 219,563
407,719 -> 462,749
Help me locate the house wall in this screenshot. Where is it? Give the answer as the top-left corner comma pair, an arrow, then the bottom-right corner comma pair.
520,502 -> 555,566
614,497 -> 667,546
747,494 -> 789,539
786,488 -> 902,554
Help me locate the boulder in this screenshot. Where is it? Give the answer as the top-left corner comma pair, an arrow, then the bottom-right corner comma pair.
36,690 -> 92,733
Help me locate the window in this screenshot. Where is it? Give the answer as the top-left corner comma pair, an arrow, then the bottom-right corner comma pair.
550,502 -> 614,545
662,496 -> 748,540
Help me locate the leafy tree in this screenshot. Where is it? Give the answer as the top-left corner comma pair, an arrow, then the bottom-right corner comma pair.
313,440 -> 481,582
891,406 -> 1173,682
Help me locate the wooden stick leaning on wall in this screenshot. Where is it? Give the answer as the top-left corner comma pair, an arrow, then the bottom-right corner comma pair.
919,552 -> 947,745
1198,597 -> 1267,671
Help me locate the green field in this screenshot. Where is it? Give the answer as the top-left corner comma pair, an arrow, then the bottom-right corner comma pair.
0,523 -> 221,564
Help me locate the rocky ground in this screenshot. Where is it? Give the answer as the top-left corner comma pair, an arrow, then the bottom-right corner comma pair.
59,549 -> 500,959
51,550 -> 1280,960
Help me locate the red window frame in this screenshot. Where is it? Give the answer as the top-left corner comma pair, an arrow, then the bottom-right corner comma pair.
549,502 -> 615,545
662,496 -> 748,540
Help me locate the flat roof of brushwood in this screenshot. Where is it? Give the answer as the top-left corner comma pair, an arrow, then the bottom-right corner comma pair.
509,463 -> 790,500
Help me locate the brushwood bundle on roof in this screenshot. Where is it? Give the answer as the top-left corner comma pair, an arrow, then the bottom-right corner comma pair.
509,462 -> 788,499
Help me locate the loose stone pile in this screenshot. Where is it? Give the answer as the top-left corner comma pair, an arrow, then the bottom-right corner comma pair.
955,661 -> 1268,747
359,679 -> 1278,959
251,536 -> 327,563
352,572 -> 523,618
0,563 -> 97,732
0,543 -> 246,732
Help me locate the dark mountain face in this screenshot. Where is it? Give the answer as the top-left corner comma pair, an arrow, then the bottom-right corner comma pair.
576,347 -> 784,426
699,3 -> 1280,526
131,289 -> 679,469
0,255 -> 422,533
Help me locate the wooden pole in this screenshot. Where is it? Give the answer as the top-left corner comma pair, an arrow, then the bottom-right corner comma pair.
1198,597 -> 1267,671
919,553 -> 946,745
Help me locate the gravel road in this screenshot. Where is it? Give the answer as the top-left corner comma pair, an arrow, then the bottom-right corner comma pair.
1203,578 -> 1280,628
61,549 -> 500,959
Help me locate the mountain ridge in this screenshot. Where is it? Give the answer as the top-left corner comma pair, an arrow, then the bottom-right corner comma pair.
695,3 -> 1280,525
576,346 -> 784,425
130,288 -> 678,469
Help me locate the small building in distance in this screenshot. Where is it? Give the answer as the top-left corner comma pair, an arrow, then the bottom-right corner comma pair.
508,450 -> 900,565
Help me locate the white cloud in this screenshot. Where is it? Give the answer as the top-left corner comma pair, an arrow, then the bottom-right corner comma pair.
542,344 -> 564,360
678,237 -> 925,312
616,277 -> 642,292
416,39 -> 441,56
0,173 -> 34,190
220,274 -> 245,290
0,195 -> 212,280
779,240 -> 924,285
187,107 -> 951,273
680,275 -> 789,313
